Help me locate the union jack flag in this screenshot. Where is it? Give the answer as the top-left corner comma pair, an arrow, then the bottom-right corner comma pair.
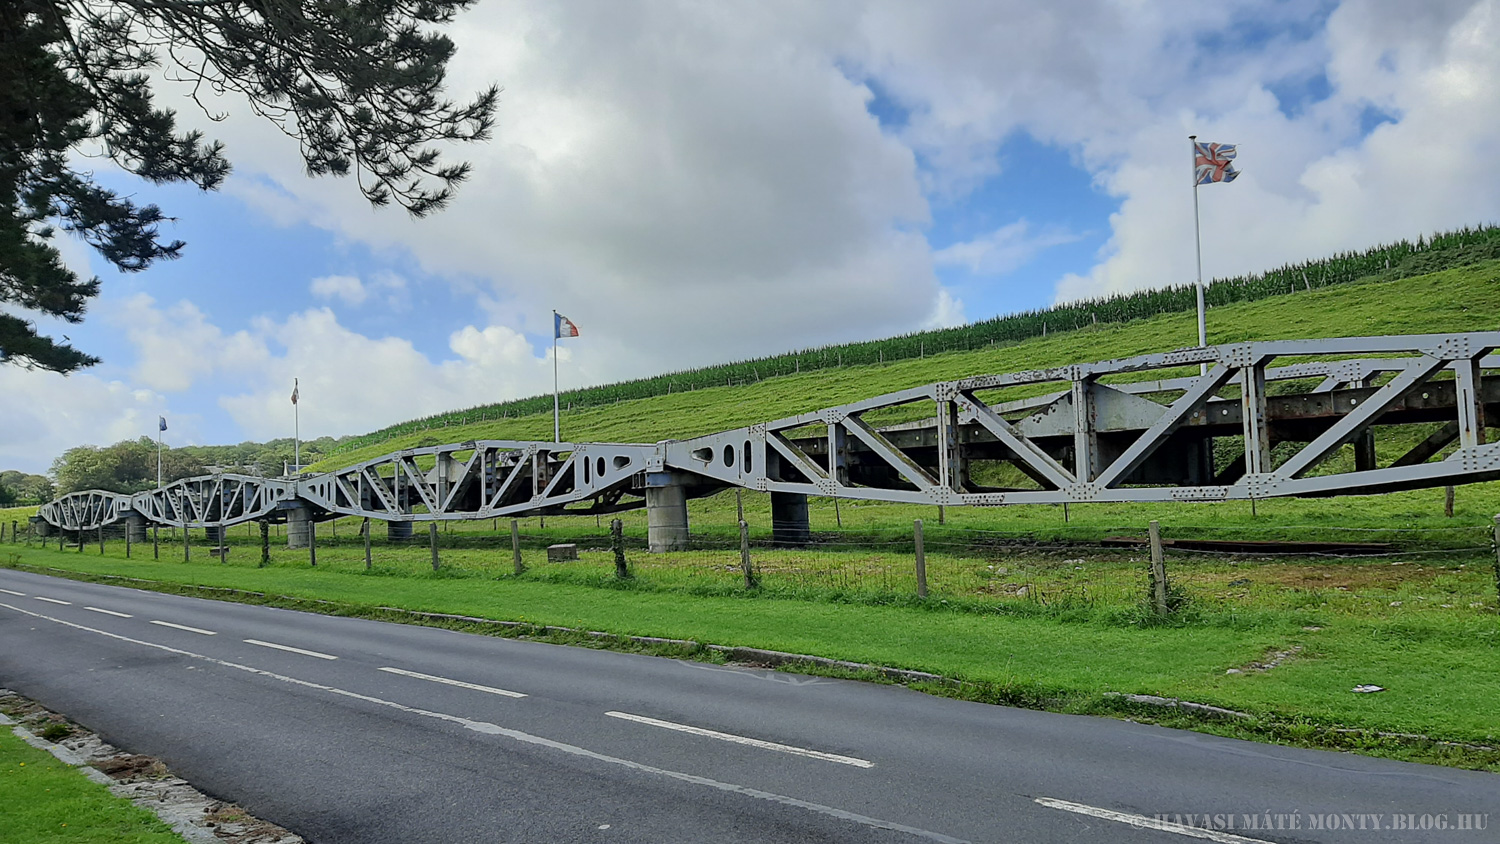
1194,140 -> 1240,185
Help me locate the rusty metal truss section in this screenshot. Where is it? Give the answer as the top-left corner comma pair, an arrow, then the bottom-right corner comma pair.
39,332 -> 1500,532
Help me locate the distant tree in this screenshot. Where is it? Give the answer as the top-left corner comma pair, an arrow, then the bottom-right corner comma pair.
1,470 -> 55,503
0,482 -> 16,507
52,436 -> 204,493
1,0 -> 497,372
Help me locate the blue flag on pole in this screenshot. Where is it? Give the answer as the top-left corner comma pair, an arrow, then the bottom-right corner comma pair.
159,416 -> 167,432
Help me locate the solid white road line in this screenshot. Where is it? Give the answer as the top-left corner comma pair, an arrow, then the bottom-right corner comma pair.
0,589 -> 24,596
0,601 -> 965,844
34,597 -> 71,605
150,620 -> 215,635
85,607 -> 133,618
605,711 -> 873,768
243,639 -> 337,660
1035,797 -> 1274,844
378,667 -> 526,699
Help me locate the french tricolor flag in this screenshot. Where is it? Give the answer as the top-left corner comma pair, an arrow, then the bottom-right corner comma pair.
554,312 -> 580,339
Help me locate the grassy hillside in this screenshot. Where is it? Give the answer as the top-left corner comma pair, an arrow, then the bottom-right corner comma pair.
328,224 -> 1500,458
311,258 -> 1500,472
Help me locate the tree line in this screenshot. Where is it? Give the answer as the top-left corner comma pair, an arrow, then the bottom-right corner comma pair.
0,471 -> 53,506
41,435 -> 348,496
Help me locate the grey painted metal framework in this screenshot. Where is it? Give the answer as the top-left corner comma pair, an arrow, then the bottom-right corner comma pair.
38,331 -> 1500,534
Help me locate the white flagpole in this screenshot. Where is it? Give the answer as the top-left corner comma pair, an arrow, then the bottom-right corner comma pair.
294,378 -> 300,476
553,310 -> 561,443
157,423 -> 163,490
1190,135 -> 1207,375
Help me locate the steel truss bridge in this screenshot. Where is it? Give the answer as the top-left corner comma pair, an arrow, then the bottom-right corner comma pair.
37,332 -> 1500,547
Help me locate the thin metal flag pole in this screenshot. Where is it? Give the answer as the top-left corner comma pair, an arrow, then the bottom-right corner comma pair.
1190,134 -> 1207,375
1194,135 -> 1206,376
553,310 -> 560,443
293,378 -> 300,477
157,420 -> 163,489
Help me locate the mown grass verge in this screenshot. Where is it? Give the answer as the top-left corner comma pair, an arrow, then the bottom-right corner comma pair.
0,726 -> 185,844
6,543 -> 1497,771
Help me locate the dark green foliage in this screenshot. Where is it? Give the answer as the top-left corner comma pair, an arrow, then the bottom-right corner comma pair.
0,471 -> 51,504
1,0 -> 496,372
49,433 -> 348,493
331,223 -> 1500,456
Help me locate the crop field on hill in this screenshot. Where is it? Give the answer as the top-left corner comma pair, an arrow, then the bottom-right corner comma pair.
311,259 -> 1500,473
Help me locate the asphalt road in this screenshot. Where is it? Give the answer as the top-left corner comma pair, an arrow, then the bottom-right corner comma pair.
1,568 -> 1495,844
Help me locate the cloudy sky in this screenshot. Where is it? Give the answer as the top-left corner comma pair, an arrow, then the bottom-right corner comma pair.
4,0 -> 1499,473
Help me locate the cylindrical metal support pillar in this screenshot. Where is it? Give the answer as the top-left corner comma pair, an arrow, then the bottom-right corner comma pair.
387,519 -> 413,542
770,492 -> 811,547
286,506 -> 311,549
125,514 -> 148,545
644,473 -> 689,553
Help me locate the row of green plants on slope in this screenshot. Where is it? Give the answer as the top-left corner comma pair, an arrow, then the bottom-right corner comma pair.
327,224 -> 1500,457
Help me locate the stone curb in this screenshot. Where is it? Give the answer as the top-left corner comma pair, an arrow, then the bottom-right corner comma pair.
1,692 -> 301,844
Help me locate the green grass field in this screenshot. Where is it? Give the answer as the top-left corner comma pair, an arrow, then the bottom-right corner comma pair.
0,727 -> 185,844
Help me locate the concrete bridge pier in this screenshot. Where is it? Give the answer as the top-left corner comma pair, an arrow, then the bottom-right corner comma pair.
205,525 -> 226,546
31,517 -> 54,538
770,492 -> 811,547
125,515 -> 148,545
645,472 -> 690,553
286,506 -> 312,549
387,519 -> 413,542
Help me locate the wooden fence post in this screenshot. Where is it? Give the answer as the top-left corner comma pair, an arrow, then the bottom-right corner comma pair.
511,520 -> 524,575
363,518 -> 372,570
98,525 -> 104,555
1149,520 -> 1169,616
183,522 -> 190,563
1492,514 -> 1500,606
611,519 -> 629,579
739,520 -> 755,589
259,521 -> 270,568
1446,486 -> 1456,518
309,521 -> 317,567
153,526 -> 159,560
429,523 -> 440,571
125,525 -> 131,559
914,519 -> 927,598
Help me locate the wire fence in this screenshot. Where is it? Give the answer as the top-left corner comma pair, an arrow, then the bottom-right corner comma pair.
14,512 -> 1500,620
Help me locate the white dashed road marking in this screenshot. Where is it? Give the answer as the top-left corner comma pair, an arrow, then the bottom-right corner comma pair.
85,607 -> 133,618
34,597 -> 70,605
1,601 -> 965,844
0,589 -> 24,596
244,639 -> 337,660
378,666 -> 526,698
1035,797 -> 1275,844
150,620 -> 215,635
605,711 -> 873,768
